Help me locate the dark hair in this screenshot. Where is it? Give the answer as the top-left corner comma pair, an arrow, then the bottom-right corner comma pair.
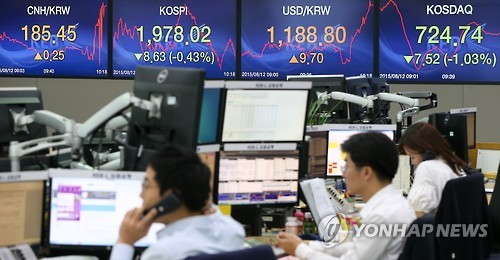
399,122 -> 466,175
147,145 -> 210,212
341,131 -> 399,182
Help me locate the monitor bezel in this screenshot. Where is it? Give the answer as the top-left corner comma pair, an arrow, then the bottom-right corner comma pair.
45,169 -> 159,254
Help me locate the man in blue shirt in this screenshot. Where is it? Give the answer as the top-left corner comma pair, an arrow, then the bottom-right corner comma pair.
110,145 -> 245,259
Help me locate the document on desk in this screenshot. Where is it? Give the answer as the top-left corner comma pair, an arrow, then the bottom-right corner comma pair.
300,178 -> 337,226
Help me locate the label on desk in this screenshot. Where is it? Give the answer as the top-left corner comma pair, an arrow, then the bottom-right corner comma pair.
0,171 -> 48,182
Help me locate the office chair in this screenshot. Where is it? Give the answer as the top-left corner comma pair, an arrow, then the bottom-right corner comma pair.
488,162 -> 500,252
398,213 -> 435,260
184,245 -> 276,260
434,173 -> 490,260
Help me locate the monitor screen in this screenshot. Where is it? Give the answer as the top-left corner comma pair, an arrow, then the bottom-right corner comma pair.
240,0 -> 375,79
326,124 -> 396,176
305,129 -> 329,178
0,172 -> 47,247
287,75 -> 348,124
128,66 -> 205,151
429,112 -> 469,162
221,82 -> 309,142
198,81 -> 224,145
48,169 -> 164,248
379,0 -> 500,83
450,107 -> 476,149
217,150 -> 299,205
112,0 -> 237,79
0,0 -> 109,77
0,87 -> 47,158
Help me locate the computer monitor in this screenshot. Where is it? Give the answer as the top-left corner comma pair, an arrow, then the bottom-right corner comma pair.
326,124 -> 396,176
287,75 -> 348,124
47,169 -> 164,251
198,81 -> 224,145
450,107 -> 477,149
345,76 -> 374,122
216,149 -> 299,205
429,112 -> 469,162
221,81 -> 310,142
304,127 -> 329,178
0,87 -> 47,157
0,171 -> 47,247
128,66 -> 205,150
197,144 -> 220,203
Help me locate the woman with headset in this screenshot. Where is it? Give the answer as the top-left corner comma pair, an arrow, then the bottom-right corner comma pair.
399,122 -> 467,217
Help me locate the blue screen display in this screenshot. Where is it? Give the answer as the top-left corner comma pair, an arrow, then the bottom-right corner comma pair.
198,88 -> 221,144
0,0 -> 108,77
112,0 -> 237,79
240,0 -> 375,80
379,0 -> 500,82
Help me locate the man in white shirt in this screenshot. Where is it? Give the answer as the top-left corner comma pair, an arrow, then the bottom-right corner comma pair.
276,132 -> 416,260
110,145 -> 245,260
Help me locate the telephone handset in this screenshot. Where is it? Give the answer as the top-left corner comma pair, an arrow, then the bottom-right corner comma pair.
423,150 -> 437,161
143,193 -> 182,218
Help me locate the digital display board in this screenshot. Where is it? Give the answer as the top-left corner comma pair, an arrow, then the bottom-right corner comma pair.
379,0 -> 500,82
0,0 -> 108,77
241,0 -> 375,80
112,0 -> 237,79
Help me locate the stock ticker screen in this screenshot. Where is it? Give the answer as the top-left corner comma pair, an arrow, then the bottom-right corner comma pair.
379,0 -> 500,82
240,0 -> 375,80
0,0 -> 109,77
112,0 -> 237,79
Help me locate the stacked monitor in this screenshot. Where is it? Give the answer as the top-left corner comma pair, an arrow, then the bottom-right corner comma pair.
217,81 -> 311,207
1,169 -> 167,256
217,150 -> 299,205
47,169 -> 164,250
429,112 -> 470,162
0,171 -> 47,247
198,81 -> 225,145
125,66 -> 205,171
221,82 -> 309,142
450,107 -> 477,149
326,124 -> 396,176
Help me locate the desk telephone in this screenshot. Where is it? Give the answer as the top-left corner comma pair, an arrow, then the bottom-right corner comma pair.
324,179 -> 354,213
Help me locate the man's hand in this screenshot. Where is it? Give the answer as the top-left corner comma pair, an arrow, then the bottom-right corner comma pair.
117,207 -> 158,245
275,232 -> 304,256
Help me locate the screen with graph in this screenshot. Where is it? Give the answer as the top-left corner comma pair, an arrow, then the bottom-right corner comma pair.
0,0 -> 108,77
240,0 -> 375,79
112,0 -> 237,79
379,0 -> 500,82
